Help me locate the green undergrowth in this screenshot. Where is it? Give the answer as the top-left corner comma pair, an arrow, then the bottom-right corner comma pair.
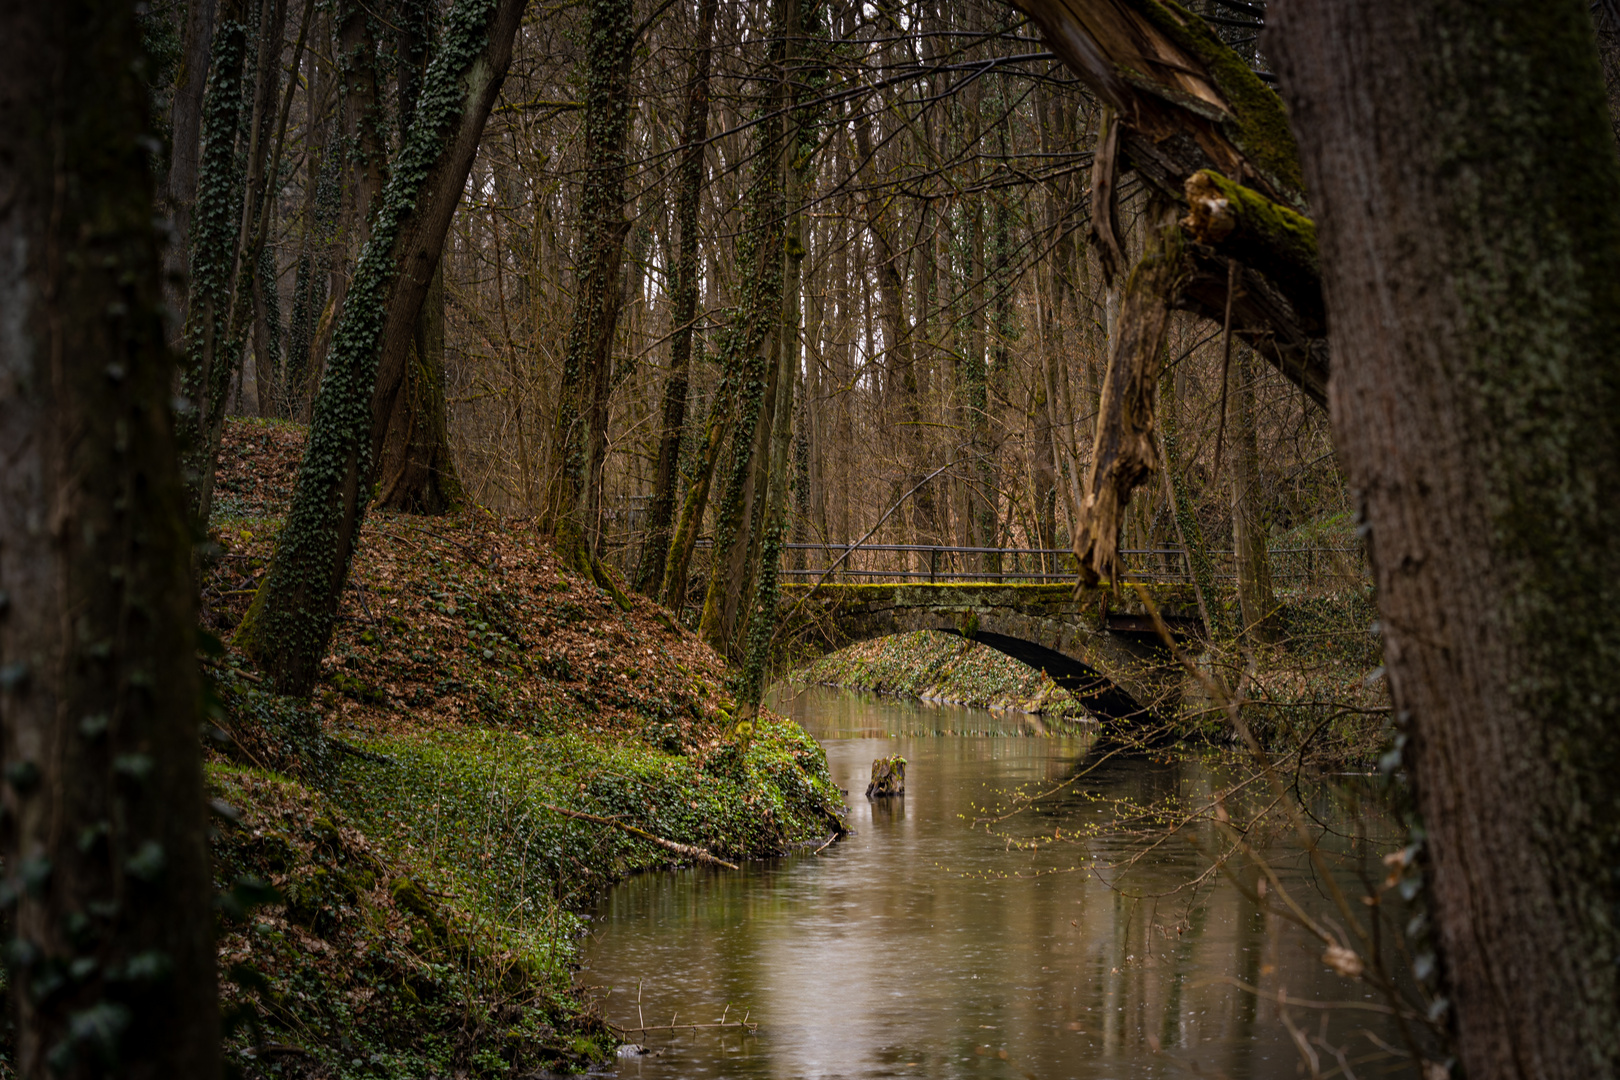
206,694 -> 841,1078
210,765 -> 613,1079
200,419 -> 845,1077
332,721 -> 841,913
792,630 -> 1089,719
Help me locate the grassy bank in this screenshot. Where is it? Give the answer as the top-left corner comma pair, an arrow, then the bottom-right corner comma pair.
202,419 -> 843,1078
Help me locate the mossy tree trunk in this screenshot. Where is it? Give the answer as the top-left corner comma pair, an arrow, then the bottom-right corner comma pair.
673,34 -> 787,628
239,0 -> 528,695
694,86 -> 786,654
544,0 -> 634,579
1269,2 -> 1620,1074
736,0 -> 818,710
175,0 -> 248,519
0,0 -> 220,1069
634,0 -> 718,597
1017,0 -> 1329,406
373,0 -> 462,514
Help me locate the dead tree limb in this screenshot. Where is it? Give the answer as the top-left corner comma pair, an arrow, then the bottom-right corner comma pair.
542,804 -> 741,870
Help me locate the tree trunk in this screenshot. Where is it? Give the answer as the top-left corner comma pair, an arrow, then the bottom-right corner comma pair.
0,0 -> 219,1071
1016,0 -> 1330,406
683,30 -> 787,631
239,0 -> 529,694
164,0 -> 218,336
634,0 -> 717,596
175,0 -> 248,519
1073,209 -> 1186,585
1229,347 -> 1276,642
544,0 -> 635,577
375,260 -> 464,512
1268,2 -> 1620,1075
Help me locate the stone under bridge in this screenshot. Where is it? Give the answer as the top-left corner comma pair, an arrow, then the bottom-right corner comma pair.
777,582 -> 1206,721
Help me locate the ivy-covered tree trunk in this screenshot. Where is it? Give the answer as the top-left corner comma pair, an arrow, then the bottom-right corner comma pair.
544,0 -> 634,579
0,0 -> 220,1070
695,50 -> 787,654
175,0 -> 248,518
1268,2 -> 1620,1075
285,41 -> 339,419
238,0 -> 528,695
736,0 -> 812,711
634,0 -> 718,596
662,41 -> 788,617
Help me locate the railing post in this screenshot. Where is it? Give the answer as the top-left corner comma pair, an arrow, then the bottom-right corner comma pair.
929,548 -> 937,584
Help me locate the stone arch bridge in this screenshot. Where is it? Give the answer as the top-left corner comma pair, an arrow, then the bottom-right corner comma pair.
777,582 -> 1206,721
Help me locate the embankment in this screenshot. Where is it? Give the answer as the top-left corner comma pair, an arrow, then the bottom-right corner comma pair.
203,418 -> 842,1078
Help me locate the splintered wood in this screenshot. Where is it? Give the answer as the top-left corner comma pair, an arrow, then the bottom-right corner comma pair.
1072,217 -> 1187,585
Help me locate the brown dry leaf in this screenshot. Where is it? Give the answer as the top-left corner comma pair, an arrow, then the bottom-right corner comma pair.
1322,944 -> 1364,978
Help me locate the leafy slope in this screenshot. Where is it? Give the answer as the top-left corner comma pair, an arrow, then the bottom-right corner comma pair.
201,418 -> 843,1078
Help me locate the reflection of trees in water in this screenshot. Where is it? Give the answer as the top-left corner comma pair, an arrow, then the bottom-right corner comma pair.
971,742 -> 1445,1077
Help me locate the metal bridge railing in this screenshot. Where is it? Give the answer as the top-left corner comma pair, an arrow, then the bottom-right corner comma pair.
762,541 -> 1368,591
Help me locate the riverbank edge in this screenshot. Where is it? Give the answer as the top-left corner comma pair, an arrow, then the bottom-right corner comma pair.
195,418 -> 846,1078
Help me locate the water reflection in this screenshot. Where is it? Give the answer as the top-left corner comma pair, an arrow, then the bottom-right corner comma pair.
583,687 -> 1411,1079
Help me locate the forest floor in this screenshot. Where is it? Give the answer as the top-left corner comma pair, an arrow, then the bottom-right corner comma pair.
201,418 -> 844,1079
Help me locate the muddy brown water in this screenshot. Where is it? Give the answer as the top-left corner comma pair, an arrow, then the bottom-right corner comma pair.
582,687 -> 1412,1079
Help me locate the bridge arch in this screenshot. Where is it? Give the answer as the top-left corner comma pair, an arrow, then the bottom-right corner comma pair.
778,583 -> 1203,723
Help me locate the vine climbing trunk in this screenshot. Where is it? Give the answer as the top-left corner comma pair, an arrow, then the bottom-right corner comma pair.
0,0 -> 220,1069
634,0 -> 718,596
1267,2 -> 1620,1075
175,0 -> 248,520
545,0 -> 635,579
695,17 -> 788,655
164,0 -> 217,336
238,0 -> 528,695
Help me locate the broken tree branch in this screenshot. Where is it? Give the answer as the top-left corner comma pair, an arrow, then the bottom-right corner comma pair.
543,803 -> 741,870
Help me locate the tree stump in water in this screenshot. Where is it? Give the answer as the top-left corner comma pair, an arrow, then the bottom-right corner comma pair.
866,756 -> 906,798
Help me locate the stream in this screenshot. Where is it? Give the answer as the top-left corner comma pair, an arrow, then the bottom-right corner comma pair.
581,686 -> 1412,1079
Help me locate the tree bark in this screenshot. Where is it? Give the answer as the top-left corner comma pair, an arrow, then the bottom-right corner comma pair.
634,0 -> 717,596
164,0 -> 218,336
1268,2 -> 1620,1075
375,260 -> 464,512
1073,210 -> 1186,585
544,0 -> 635,577
175,0 -> 248,520
0,0 -> 219,1071
1229,347 -> 1276,642
1015,0 -> 1330,407
239,0 -> 528,694
688,29 -> 787,638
